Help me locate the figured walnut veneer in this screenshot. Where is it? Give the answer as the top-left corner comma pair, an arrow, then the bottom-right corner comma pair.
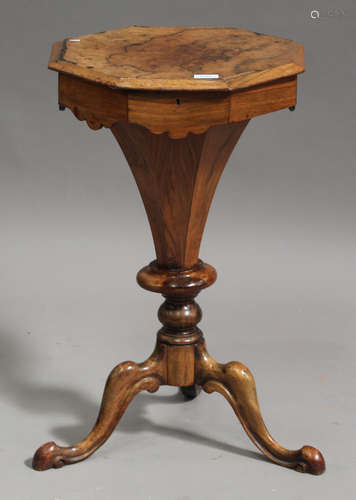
49,26 -> 304,92
33,26 -> 325,476
52,25 -> 302,138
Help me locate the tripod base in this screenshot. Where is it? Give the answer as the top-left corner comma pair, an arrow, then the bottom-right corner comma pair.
32,339 -> 325,475
33,104 -> 325,476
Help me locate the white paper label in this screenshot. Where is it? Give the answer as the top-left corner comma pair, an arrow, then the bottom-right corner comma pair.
193,74 -> 220,79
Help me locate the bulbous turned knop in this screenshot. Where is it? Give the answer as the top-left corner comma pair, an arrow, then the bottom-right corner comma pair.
158,299 -> 202,330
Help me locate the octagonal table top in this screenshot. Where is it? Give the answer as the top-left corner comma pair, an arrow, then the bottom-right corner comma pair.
49,25 -> 304,92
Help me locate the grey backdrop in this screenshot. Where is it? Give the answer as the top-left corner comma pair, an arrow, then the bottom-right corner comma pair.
0,1 -> 355,499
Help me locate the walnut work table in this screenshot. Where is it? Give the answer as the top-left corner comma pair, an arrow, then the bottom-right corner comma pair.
33,26 -> 325,475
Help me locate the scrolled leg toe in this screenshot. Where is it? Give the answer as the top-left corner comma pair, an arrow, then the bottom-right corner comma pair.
32,441 -> 65,471
296,446 -> 326,475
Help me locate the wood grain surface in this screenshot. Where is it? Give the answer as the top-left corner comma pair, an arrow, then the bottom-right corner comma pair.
112,120 -> 248,268
49,25 -> 304,92
58,72 -> 296,138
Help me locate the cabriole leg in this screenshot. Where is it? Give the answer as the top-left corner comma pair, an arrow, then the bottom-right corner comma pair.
32,345 -> 165,470
195,342 -> 325,475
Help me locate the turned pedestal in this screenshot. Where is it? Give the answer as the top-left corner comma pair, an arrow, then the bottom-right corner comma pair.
33,26 -> 325,475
